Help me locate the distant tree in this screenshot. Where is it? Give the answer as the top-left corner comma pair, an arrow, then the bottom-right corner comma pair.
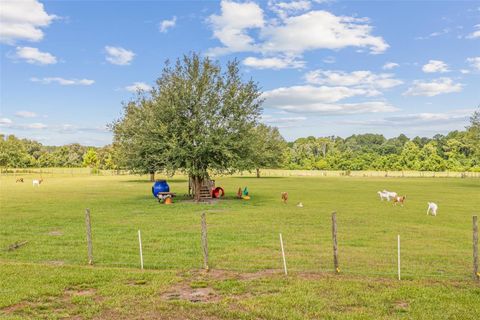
112,53 -> 263,200
418,142 -> 445,171
251,124 -> 287,177
399,141 -> 420,170
0,135 -> 34,168
82,148 -> 99,168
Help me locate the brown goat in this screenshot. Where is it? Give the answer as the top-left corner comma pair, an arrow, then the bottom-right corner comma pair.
281,192 -> 288,204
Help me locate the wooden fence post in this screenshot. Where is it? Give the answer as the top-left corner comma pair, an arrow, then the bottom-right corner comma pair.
332,212 -> 339,273
138,230 -> 144,270
85,209 -> 93,265
201,212 -> 209,271
397,235 -> 401,280
279,233 -> 288,275
473,216 -> 479,281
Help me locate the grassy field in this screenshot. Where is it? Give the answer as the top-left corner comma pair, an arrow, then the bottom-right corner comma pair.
1,174 -> 479,319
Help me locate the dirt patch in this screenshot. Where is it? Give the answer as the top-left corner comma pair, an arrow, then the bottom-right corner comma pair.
48,230 -> 63,236
45,260 -> 65,266
160,268 -> 281,304
65,288 -> 96,297
1,301 -> 29,314
161,284 -> 219,303
181,268 -> 280,281
394,300 -> 409,311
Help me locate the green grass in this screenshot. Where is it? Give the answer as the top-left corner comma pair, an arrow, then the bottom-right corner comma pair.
1,174 -> 479,319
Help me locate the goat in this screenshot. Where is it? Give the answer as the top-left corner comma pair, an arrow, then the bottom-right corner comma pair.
427,202 -> 438,216
16,178 -> 24,183
377,191 -> 389,201
32,179 -> 43,187
382,190 -> 398,201
393,195 -> 406,206
281,192 -> 288,204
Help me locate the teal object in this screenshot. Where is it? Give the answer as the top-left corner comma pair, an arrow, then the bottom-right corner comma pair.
243,187 -> 249,196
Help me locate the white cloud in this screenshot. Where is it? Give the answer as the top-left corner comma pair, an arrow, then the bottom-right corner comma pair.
382,62 -> 399,70
268,0 -> 311,19
104,46 -> 135,65
15,111 -> 37,118
422,60 -> 450,73
25,122 -> 47,129
14,46 -> 57,64
262,84 -> 398,114
322,56 -> 335,64
207,1 -> 388,57
460,69 -> 470,74
345,110 -> 473,127
125,82 -> 152,92
263,85 -> 378,104
159,16 -> 177,33
262,114 -> 307,123
0,0 -> 56,44
415,28 -> 450,40
243,56 -> 305,69
466,57 -> 480,70
0,118 -> 13,125
30,77 -> 95,86
261,11 -> 388,55
466,24 -> 480,39
207,0 -> 265,56
404,77 -> 463,97
304,70 -> 403,90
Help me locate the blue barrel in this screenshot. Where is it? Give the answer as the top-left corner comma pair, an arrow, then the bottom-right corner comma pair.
152,180 -> 170,197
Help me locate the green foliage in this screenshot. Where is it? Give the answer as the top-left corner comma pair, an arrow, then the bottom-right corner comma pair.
112,53 -> 263,197
251,124 -> 287,176
82,148 -> 99,168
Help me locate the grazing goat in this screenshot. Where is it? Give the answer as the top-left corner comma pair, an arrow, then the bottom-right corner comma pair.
377,191 -> 389,201
393,195 -> 406,206
382,190 -> 398,201
32,179 -> 43,187
16,178 -> 24,183
427,202 -> 438,216
281,192 -> 288,204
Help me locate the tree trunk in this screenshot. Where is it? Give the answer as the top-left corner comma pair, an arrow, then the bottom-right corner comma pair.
193,175 -> 203,202
149,171 -> 155,182
256,168 -> 260,178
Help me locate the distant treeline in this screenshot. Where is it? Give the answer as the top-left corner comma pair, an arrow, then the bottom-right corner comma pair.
1,110 -> 479,172
0,136 -> 117,170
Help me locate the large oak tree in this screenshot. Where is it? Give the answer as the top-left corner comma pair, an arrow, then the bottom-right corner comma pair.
112,53 -> 263,200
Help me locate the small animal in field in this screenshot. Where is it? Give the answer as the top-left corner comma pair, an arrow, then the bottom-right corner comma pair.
297,202 -> 303,208
281,192 -> 288,204
377,191 -> 389,201
16,178 -> 24,183
393,195 -> 406,206
382,190 -> 397,201
427,202 -> 438,216
32,179 -> 43,187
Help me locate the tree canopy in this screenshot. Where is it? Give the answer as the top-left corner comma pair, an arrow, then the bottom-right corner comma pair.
112,53 -> 264,199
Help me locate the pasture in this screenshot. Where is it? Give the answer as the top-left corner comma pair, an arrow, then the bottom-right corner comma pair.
1,173 -> 479,319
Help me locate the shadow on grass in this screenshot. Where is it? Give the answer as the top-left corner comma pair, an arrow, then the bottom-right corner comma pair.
231,176 -> 286,179
119,179 -> 189,184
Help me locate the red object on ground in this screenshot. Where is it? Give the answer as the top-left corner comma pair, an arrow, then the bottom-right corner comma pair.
212,187 -> 225,198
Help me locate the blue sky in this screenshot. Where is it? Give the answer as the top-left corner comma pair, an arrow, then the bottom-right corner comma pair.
0,0 -> 479,146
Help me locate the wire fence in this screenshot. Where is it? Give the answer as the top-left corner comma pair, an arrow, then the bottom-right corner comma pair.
2,210 -> 478,282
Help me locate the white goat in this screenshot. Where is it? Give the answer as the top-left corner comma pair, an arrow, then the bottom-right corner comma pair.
382,190 -> 397,201
32,179 -> 43,187
377,191 -> 389,201
427,202 -> 438,216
